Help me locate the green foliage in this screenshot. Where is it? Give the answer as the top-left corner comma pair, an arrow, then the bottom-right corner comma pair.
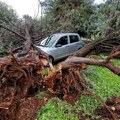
41,0 -> 120,39
0,1 -> 19,54
0,1 -> 18,25
41,0 -> 96,37
37,98 -> 79,120
93,0 -> 120,37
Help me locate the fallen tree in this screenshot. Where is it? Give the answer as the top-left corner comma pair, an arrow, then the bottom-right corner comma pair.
0,24 -> 120,120
0,45 -> 120,120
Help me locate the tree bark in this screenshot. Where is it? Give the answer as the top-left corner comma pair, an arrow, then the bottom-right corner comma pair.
62,56 -> 120,76
17,26 -> 32,57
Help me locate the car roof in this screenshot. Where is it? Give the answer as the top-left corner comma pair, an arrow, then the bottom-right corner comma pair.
53,33 -> 79,37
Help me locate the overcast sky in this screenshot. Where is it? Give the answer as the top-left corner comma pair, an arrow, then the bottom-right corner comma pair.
0,0 -> 105,18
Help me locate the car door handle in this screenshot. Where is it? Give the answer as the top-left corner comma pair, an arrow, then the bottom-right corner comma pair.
66,46 -> 69,47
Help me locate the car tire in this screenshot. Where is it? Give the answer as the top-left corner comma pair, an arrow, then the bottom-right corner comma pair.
49,56 -> 54,64
78,48 -> 81,50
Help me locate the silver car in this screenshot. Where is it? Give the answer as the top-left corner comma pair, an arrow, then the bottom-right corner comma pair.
36,33 -> 83,62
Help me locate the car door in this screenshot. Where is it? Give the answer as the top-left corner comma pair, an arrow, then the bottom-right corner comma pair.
54,36 -> 69,60
68,35 -> 80,55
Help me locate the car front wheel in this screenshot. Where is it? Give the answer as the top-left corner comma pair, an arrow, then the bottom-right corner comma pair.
49,56 -> 54,63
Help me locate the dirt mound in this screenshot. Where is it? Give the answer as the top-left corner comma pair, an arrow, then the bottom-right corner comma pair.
16,96 -> 48,120
0,96 -> 48,120
95,97 -> 120,120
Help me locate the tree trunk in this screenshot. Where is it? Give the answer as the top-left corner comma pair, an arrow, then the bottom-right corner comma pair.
75,36 -> 120,57
75,42 -> 95,57
17,26 -> 32,57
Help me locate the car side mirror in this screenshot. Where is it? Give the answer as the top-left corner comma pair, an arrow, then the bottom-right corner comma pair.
56,44 -> 62,47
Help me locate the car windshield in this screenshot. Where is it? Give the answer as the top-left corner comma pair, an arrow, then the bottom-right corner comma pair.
40,35 -> 58,47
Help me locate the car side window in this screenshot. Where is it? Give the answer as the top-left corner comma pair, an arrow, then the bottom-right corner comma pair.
56,36 -> 68,46
69,35 -> 79,43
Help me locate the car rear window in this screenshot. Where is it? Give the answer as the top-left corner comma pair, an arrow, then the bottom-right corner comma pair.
69,35 -> 79,43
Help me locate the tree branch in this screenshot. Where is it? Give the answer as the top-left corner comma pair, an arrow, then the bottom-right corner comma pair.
0,24 -> 26,40
62,56 -> 120,76
12,46 -> 23,53
105,45 -> 120,62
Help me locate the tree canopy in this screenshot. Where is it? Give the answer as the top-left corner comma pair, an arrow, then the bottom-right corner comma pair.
40,0 -> 120,38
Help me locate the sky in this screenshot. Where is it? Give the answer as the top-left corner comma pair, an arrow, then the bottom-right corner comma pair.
0,0 -> 105,18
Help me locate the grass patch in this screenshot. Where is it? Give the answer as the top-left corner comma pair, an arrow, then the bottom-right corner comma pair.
37,98 -> 79,120
37,58 -> 120,119
76,58 -> 120,115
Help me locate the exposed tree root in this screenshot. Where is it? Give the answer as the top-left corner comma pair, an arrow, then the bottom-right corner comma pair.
0,46 -> 120,119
